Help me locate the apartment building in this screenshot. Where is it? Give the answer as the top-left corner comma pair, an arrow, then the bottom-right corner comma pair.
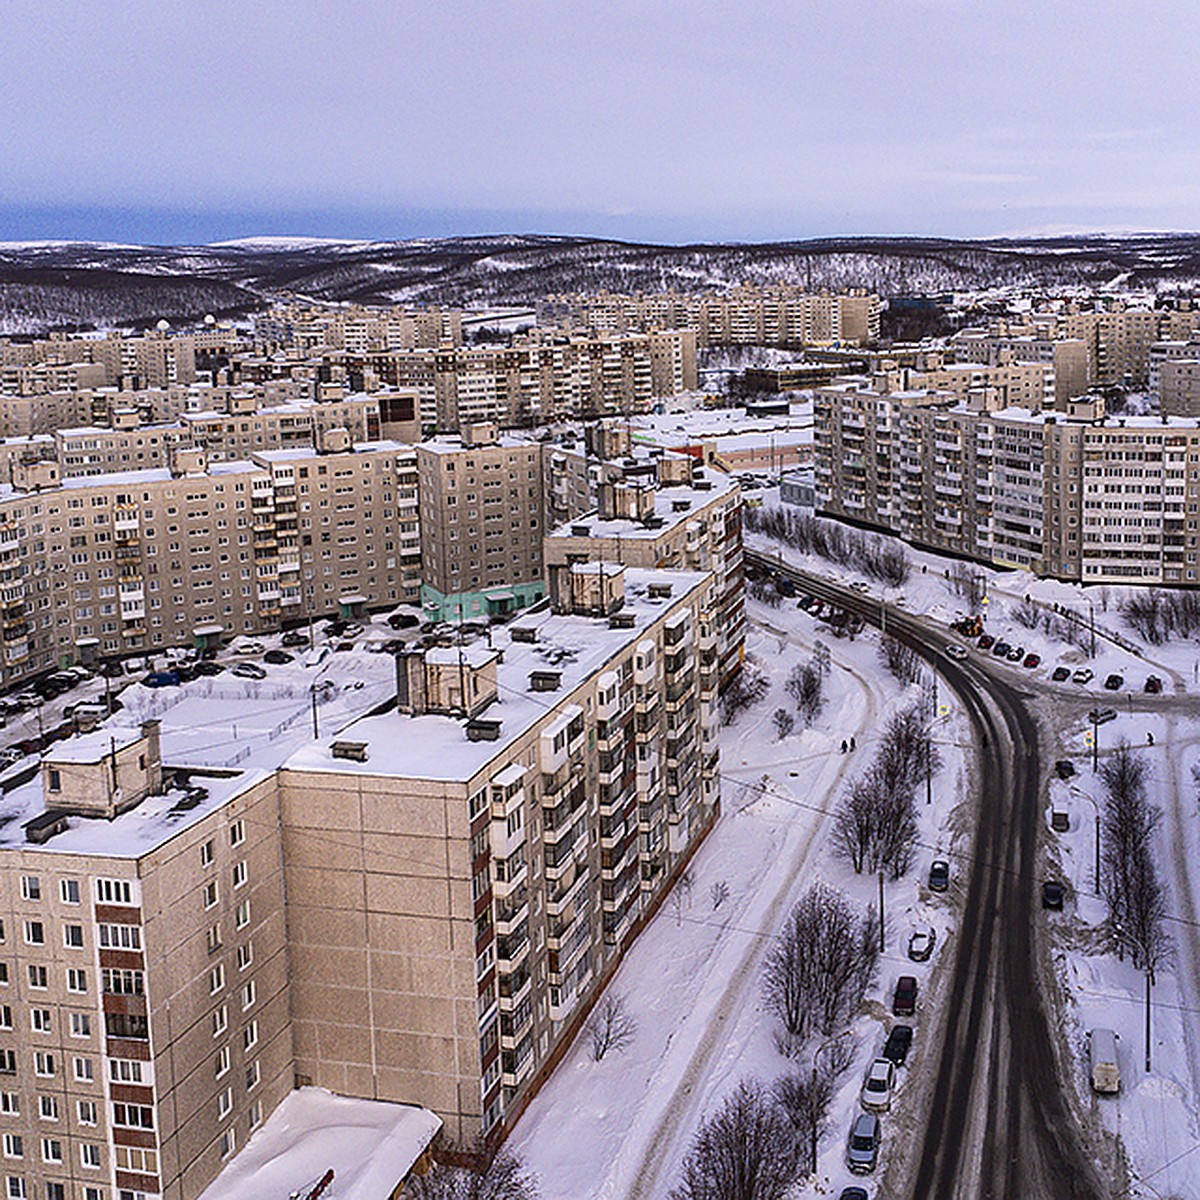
280,564 -> 720,1142
416,424 -> 546,622
0,434 -> 421,688
952,329 -> 1089,406
253,304 -> 463,353
543,464 -> 745,682
0,727 -> 291,1200
816,380 -> 1200,583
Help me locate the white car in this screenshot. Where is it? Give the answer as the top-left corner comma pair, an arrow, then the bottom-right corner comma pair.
860,1058 -> 896,1112
230,662 -> 267,680
1072,668 -> 1094,684
944,642 -> 968,661
908,928 -> 936,961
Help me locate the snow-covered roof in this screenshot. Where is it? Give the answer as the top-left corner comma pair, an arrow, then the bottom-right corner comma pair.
196,1088 -> 440,1200
547,476 -> 737,543
43,724 -> 143,765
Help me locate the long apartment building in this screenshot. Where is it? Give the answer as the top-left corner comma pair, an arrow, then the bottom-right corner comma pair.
0,562 -> 720,1197
538,287 -> 881,347
0,433 -> 421,687
817,379 -> 1200,583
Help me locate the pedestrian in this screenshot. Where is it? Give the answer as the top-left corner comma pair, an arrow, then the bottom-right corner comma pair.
850,736 -> 856,750
1147,732 -> 1154,746
840,740 -> 847,754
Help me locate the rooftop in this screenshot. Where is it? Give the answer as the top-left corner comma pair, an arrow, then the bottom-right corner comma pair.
547,475 -> 738,542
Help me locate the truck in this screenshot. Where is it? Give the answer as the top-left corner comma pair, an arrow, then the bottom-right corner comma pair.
1088,1028 -> 1120,1094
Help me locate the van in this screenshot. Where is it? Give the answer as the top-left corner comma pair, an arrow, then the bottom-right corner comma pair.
1088,1028 -> 1119,1094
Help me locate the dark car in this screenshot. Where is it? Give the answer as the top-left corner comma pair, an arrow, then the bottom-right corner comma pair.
1051,666 -> 1071,682
194,661 -> 226,677
993,641 -> 1011,658
882,1024 -> 913,1066
142,670 -> 180,688
1042,880 -> 1065,911
325,619 -> 350,638
1104,674 -> 1124,691
838,1190 -> 869,1200
1144,675 -> 1163,694
797,594 -> 815,611
281,630 -> 310,648
387,612 -> 421,629
928,859 -> 950,892
892,975 -> 919,1016
1054,759 -> 1076,780
1089,707 -> 1118,725
847,1113 -> 880,1174
1023,652 -> 1041,669
263,650 -> 294,665
977,634 -> 995,651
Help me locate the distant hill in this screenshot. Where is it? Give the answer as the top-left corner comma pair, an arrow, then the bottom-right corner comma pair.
2,232 -> 1200,335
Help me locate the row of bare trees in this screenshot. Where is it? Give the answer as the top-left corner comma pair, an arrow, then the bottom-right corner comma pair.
1122,587 -> 1200,645
1100,741 -> 1170,979
832,706 -> 940,878
720,658 -> 769,726
879,633 -> 921,685
743,505 -> 911,586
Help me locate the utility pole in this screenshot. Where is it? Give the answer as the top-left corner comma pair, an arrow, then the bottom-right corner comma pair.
1092,714 -> 1099,773
310,684 -> 319,738
1145,970 -> 1152,1072
878,870 -> 885,953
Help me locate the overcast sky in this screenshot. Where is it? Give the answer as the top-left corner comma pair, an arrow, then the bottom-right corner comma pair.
1,0 -> 1196,245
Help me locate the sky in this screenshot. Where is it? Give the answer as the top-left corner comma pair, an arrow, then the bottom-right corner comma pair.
1,0 -> 1197,246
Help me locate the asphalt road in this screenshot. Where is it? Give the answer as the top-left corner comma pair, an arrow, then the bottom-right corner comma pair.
747,550 -> 1110,1200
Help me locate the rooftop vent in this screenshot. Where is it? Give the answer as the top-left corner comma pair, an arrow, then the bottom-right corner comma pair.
672,499 -> 692,512
608,612 -> 637,629
24,811 -> 70,845
644,515 -> 666,529
331,740 -> 369,762
466,717 -> 502,742
529,670 -> 562,692
510,625 -> 538,643
648,582 -> 674,599
571,524 -> 592,537
694,480 -> 713,491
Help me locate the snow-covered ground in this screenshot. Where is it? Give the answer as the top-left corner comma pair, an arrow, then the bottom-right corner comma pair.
512,597 -> 971,1198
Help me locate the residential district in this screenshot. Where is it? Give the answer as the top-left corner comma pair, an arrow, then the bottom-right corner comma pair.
0,283 -> 1198,1198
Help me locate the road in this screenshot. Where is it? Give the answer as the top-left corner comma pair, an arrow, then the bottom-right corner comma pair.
748,550 -> 1111,1200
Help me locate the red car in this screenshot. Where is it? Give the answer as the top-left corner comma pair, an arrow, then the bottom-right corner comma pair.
1023,653 -> 1041,668
977,634 -> 995,651
892,975 -> 918,1016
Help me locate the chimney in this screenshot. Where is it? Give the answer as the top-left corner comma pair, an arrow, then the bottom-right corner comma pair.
396,649 -> 427,716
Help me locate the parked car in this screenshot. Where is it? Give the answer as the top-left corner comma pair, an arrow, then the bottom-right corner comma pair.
1051,666 -> 1071,682
860,1057 -> 896,1112
1054,759 -> 1076,780
142,670 -> 180,688
892,975 -> 918,1016
837,1189 -> 869,1200
1088,707 -> 1118,726
230,662 -> 267,680
993,641 -> 1011,658
387,612 -> 421,629
978,634 -> 995,651
1006,645 -> 1024,662
1023,652 -> 1041,668
194,660 -> 226,677
943,643 -> 968,661
1072,668 -> 1094,684
281,630 -> 311,648
908,928 -> 936,962
1042,880 -> 1065,911
1104,674 -> 1124,691
847,1112 -> 881,1174
1088,1027 -> 1120,1094
928,859 -> 950,892
882,1024 -> 913,1066
797,594 -> 816,611
263,650 -> 294,665
233,640 -> 265,656
1144,675 -> 1163,694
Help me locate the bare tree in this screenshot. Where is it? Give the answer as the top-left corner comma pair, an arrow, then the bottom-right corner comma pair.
408,1144 -> 539,1200
710,880 -> 730,910
785,661 -> 825,725
772,1037 -> 856,1173
670,1080 -> 806,1200
762,883 -> 879,1053
947,562 -> 985,609
1013,597 -> 1041,630
588,993 -> 638,1061
772,707 -> 795,740
879,634 -> 921,685
720,660 -> 769,726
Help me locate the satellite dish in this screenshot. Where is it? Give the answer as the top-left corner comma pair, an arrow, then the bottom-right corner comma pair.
156,319 -> 170,332
204,313 -> 216,326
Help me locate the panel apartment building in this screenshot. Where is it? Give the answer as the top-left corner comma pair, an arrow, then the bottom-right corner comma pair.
0,434 -> 421,689
0,563 -> 721,1198
816,379 -> 1200,584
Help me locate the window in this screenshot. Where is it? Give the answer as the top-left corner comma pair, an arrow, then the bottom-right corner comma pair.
84,1189 -> 104,1200
72,1058 -> 93,1084
209,964 -> 224,994
101,970 -> 142,996
249,1099 -> 262,1129
235,900 -> 250,930
217,1087 -> 232,1119
1,1136 -> 20,1159
80,1143 -> 100,1169
244,1059 -> 260,1091
203,880 -> 219,909
6,1176 -> 26,1199
0,964 -> 5,984
95,879 -> 132,905
0,1007 -> 9,1030
0,1051 -> 13,1075
232,861 -> 247,889
242,1019 -> 258,1051
111,1103 -> 153,1130
30,1010 -> 51,1034
200,840 -> 214,867
33,1053 -> 54,1078
219,1129 -> 236,1159
77,1100 -> 97,1126
70,1013 -> 91,1038
236,942 -> 253,971
62,925 -> 83,949
241,980 -> 256,1010
27,965 -> 46,989
212,1006 -> 228,1037
38,1096 -> 57,1121
40,1139 -> 62,1165
23,922 -> 44,947
97,924 -> 140,951
58,880 -> 79,905
108,1059 -> 144,1084
115,1147 -> 157,1175
45,1183 -> 65,1200
0,1095 -> 15,1115
230,819 -> 245,847
20,877 -> 40,902
67,969 -> 87,994
215,1046 -> 230,1078
207,924 -> 222,953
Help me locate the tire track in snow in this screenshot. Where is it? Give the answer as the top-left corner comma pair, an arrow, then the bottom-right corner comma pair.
616,622 -> 884,1200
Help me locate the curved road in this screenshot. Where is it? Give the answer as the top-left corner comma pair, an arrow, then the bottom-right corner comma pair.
748,550 -> 1109,1200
